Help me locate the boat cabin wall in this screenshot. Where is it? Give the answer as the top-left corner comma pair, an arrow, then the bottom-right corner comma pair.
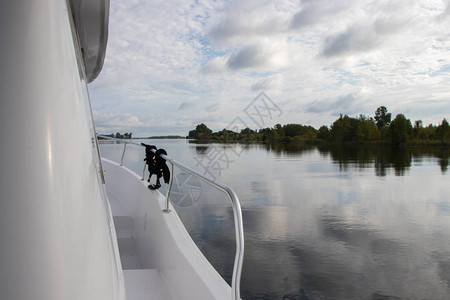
0,1 -> 125,299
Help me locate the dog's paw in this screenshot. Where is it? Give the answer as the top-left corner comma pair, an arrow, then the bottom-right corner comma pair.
148,184 -> 161,190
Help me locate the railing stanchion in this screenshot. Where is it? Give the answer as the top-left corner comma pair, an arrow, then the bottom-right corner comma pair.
97,135 -> 244,300
142,162 -> 146,181
120,143 -> 127,166
163,162 -> 174,213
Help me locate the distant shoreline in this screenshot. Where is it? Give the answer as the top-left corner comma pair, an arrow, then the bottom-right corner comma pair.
97,134 -> 186,140
187,137 -> 450,148
131,136 -> 185,139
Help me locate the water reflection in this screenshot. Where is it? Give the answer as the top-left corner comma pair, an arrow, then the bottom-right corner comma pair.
315,145 -> 450,176
264,141 -> 316,156
99,140 -> 450,299
189,141 -> 450,176
439,158 -> 449,173
183,143 -> 450,299
195,145 -> 209,155
194,205 -> 450,299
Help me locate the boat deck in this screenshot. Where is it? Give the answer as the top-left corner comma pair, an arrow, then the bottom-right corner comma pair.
107,190 -> 173,300
123,269 -> 173,300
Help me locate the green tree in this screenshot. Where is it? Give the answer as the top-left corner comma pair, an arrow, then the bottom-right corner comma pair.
283,124 -> 303,137
274,124 -> 284,139
188,130 -> 196,138
374,106 -> 392,130
239,127 -> 257,141
388,114 -> 412,145
330,115 -> 360,143
357,119 -> 380,141
240,128 -> 256,134
412,120 -> 423,139
436,118 -> 450,142
214,129 -> 238,142
194,123 -> 212,140
317,125 -> 330,140
123,133 -> 132,139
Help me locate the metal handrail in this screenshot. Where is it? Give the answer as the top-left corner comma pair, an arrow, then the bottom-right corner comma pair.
97,135 -> 244,300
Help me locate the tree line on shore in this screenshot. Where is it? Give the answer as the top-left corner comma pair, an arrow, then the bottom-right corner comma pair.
188,106 -> 450,146
101,132 -> 133,139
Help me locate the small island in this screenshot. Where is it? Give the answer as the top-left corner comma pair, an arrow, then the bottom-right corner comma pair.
188,106 -> 450,147
98,133 -> 185,140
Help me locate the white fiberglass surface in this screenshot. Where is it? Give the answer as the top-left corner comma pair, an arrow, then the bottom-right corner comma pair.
102,159 -> 232,300
0,1 -> 124,299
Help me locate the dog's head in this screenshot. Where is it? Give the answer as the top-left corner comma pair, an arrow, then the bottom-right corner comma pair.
155,149 -> 167,163
141,143 -> 157,159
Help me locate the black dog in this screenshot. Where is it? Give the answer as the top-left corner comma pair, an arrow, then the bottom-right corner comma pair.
141,143 -> 170,190
141,143 -> 157,183
149,149 -> 170,190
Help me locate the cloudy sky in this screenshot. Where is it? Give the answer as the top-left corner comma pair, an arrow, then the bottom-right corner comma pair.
89,0 -> 450,137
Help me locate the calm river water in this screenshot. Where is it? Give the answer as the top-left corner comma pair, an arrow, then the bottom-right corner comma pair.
99,139 -> 450,300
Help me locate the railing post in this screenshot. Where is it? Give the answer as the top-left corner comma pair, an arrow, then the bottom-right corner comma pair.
120,143 -> 127,166
97,134 -> 244,300
228,188 -> 244,300
142,162 -> 146,181
162,162 -> 174,213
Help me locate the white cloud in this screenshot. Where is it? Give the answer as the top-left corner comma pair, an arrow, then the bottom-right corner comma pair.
290,0 -> 355,30
94,112 -> 145,132
178,102 -> 195,110
321,1 -> 414,57
202,54 -> 230,73
306,93 -> 364,115
251,75 -> 283,92
226,42 -> 288,71
205,102 -> 221,113
88,0 -> 450,136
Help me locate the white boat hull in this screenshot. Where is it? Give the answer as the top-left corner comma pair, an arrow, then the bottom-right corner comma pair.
0,1 -> 125,299
103,158 -> 233,300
